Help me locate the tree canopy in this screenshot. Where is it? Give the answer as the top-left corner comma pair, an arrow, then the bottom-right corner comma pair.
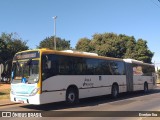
0,33 -> 29,61
76,33 -> 154,63
38,36 -> 71,50
0,32 -> 154,64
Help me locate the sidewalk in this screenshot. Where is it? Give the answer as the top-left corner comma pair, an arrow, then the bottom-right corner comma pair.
0,99 -> 19,107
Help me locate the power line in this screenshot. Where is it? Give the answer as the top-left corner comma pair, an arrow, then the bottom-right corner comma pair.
150,0 -> 160,9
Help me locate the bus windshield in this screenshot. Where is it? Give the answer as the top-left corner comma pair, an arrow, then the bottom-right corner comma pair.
12,60 -> 39,84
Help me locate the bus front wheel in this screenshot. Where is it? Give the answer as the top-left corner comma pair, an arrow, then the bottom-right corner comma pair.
66,88 -> 79,105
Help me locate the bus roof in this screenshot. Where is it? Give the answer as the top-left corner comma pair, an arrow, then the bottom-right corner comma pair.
16,49 -> 123,62
15,49 -> 154,66
41,49 -> 124,61
123,59 -> 154,66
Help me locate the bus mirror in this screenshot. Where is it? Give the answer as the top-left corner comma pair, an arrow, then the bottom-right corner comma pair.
26,59 -> 32,65
16,61 -> 20,71
0,63 -> 4,75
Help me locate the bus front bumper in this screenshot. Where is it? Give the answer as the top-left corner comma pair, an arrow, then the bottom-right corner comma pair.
10,93 -> 41,105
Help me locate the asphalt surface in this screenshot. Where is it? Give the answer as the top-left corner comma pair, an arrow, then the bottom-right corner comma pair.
1,85 -> 160,120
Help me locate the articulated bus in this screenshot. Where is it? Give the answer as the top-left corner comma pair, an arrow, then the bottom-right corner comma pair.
10,49 -> 156,105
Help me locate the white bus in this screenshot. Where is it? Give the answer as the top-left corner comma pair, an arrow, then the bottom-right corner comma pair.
10,49 -> 156,105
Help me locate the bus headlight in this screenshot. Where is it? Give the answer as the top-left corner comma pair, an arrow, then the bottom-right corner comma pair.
11,89 -> 16,95
30,88 -> 40,96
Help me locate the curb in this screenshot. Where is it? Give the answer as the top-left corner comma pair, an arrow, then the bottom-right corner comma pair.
0,103 -> 20,107
0,99 -> 20,107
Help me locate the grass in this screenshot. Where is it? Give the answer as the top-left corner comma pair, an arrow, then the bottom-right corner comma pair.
0,86 -> 10,100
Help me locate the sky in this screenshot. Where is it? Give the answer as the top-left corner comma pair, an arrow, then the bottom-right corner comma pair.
0,0 -> 160,65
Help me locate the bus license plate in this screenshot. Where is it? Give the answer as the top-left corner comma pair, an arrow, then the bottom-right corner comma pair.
16,97 -> 27,103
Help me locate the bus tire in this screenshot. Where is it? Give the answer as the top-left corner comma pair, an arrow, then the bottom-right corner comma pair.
111,84 -> 119,98
66,87 -> 79,105
144,82 -> 148,93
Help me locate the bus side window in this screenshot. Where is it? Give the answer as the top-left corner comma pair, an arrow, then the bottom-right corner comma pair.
42,55 -> 55,81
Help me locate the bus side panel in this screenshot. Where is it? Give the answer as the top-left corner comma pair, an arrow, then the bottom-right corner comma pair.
42,75 -> 126,102
79,75 -> 127,99
40,91 -> 66,104
78,75 -> 126,99
79,87 -> 111,99
133,75 -> 143,91
133,75 -> 154,91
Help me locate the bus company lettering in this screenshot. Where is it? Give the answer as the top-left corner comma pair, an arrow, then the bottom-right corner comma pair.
83,78 -> 94,87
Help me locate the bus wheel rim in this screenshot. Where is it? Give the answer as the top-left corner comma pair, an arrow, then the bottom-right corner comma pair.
68,92 -> 75,102
113,87 -> 118,97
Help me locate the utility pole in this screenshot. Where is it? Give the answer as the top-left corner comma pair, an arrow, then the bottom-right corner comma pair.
53,16 -> 57,50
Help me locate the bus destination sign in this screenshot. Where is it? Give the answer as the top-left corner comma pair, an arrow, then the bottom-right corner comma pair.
14,51 -> 39,60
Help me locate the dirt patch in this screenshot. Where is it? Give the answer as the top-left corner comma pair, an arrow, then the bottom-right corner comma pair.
0,83 -> 10,100
0,83 -> 10,90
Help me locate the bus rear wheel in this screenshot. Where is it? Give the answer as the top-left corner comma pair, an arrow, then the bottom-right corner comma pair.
66,88 -> 78,105
144,83 -> 148,93
111,84 -> 119,98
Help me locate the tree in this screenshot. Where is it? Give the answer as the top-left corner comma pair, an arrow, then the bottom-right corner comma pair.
38,36 -> 71,50
134,39 -> 154,63
0,39 -> 8,61
75,38 -> 92,52
0,32 -> 29,61
76,33 -> 154,63
124,36 -> 136,59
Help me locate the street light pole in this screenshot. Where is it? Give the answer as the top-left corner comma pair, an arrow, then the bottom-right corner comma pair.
53,16 -> 57,50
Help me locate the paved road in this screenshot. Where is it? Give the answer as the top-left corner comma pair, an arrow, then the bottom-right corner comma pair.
1,87 -> 160,120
